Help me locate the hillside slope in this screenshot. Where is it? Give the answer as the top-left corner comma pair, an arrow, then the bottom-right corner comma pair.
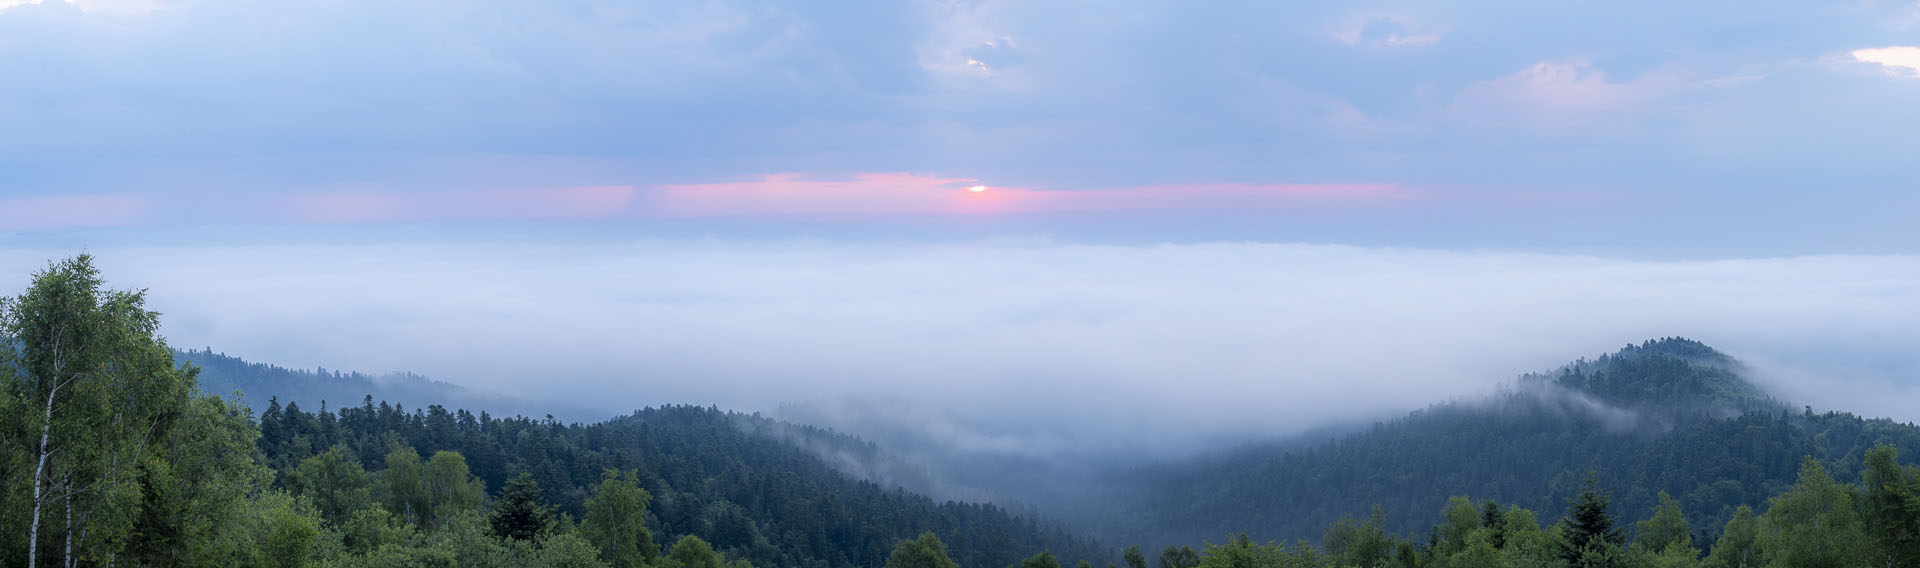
1101,338 -> 1920,547
257,399 -> 1107,568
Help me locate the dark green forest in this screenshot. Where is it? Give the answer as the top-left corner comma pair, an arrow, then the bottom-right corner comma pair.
9,256 -> 1920,568
1100,338 -> 1920,551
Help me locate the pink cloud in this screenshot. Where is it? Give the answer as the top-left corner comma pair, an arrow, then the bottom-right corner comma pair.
0,179 -> 1419,232
650,173 -> 979,216
646,173 -> 1415,217
0,194 -> 147,231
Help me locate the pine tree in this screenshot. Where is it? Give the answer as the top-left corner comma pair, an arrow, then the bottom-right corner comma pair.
1557,473 -> 1624,568
488,472 -> 554,542
1481,500 -> 1507,549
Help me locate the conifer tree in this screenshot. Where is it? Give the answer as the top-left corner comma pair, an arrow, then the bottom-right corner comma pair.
489,472 -> 555,542
1557,474 -> 1625,568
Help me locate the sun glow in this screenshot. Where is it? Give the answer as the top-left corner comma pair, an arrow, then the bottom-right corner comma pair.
966,185 -> 989,193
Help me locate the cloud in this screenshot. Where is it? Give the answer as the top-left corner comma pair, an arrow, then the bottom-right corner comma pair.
5,1 -> 1920,253
1,174 -> 1425,230
1853,46 -> 1920,77
286,187 -> 639,223
1332,14 -> 1439,48
1452,60 -> 1693,128
4,240 -> 1917,458
0,187 -> 640,229
5,0 -> 1915,193
648,173 -> 1415,217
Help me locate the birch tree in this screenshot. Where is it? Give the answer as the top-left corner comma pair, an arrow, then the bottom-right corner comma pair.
1,255 -> 203,567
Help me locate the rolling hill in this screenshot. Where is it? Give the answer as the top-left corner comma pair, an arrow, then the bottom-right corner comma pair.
1088,338 -> 1920,548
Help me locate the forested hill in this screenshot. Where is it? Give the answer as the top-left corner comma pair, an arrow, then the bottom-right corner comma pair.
1100,338 -> 1920,548
180,347 -> 609,423
256,399 -> 1107,568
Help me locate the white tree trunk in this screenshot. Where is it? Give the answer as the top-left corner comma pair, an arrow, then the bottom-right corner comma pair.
28,384 -> 57,568
63,479 -> 72,568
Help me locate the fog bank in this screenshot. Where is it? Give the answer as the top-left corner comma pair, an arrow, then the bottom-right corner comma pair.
2,240 -> 1916,458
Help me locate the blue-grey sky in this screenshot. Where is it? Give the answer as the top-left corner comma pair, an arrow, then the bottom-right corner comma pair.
3,0 -> 1920,457
3,0 -> 1917,252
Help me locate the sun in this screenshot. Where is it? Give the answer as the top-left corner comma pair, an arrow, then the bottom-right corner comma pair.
965,185 -> 989,193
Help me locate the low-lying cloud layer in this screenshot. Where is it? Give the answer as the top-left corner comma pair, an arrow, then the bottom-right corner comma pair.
2,240 -> 1916,456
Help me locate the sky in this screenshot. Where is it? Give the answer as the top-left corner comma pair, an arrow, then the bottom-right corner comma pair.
2,0 -> 1919,459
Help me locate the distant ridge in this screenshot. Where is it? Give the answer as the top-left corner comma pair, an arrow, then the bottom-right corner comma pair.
179,348 -> 610,423
1092,338 -> 1920,549
1520,337 -> 1777,417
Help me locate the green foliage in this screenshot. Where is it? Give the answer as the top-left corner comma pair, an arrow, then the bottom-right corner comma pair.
490,472 -> 555,542
28,262 -> 1920,568
1194,534 -> 1321,568
377,445 -> 484,530
335,506 -> 413,556
228,491 -> 322,568
1117,339 -> 1920,546
1160,545 -> 1200,568
259,402 -> 1103,568
1435,496 -> 1482,557
424,450 -> 486,529
887,532 -> 961,568
664,535 -> 726,568
1755,457 -> 1869,568
381,444 -> 429,528
1495,506 -> 1556,567
580,468 -> 657,568
130,394 -> 278,565
288,447 -> 374,528
1558,475 -> 1625,568
1702,507 -> 1759,568
1481,500 -> 1507,549
535,533 -> 617,568
1634,492 -> 1691,553
1320,506 -> 1394,567
0,255 -> 272,567
1022,550 -> 1064,568
1446,529 -> 1510,568
1858,444 -> 1920,568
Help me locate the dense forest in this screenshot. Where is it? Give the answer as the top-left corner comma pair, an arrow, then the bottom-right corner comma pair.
0,256 -> 1098,567
9,257 -> 1920,568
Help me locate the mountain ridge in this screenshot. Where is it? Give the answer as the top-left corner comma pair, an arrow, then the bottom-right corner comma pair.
179,347 -> 611,423
1070,337 -> 1919,550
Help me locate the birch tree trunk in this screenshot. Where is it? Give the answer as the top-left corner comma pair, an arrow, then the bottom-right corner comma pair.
28,383 -> 57,568
63,477 -> 73,568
